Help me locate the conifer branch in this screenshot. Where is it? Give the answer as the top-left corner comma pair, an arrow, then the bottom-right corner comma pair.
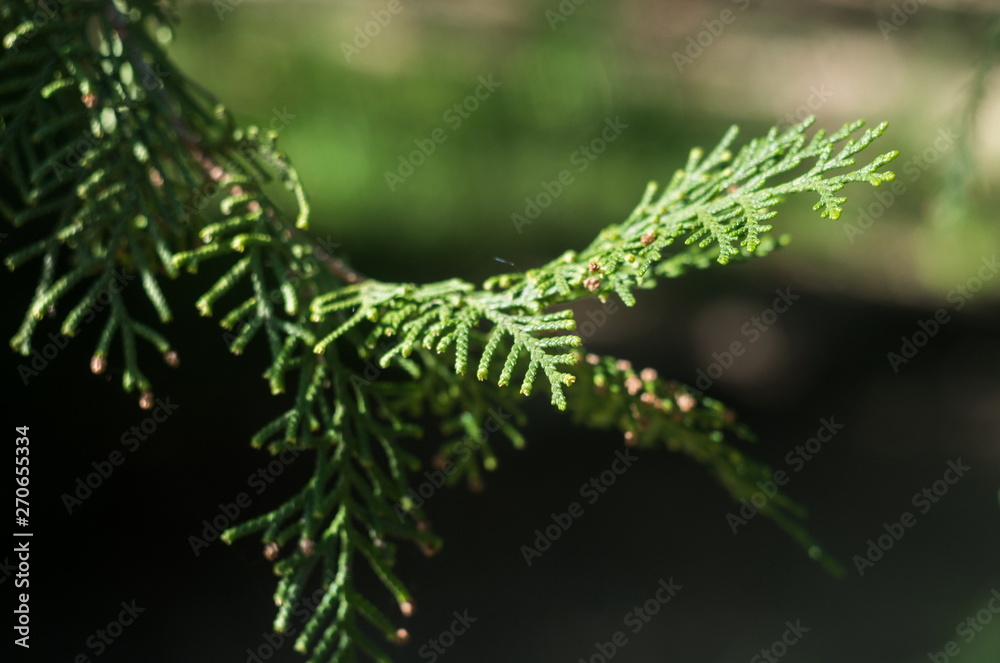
2,1 -> 895,660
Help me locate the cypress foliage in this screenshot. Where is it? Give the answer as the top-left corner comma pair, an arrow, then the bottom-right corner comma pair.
2,1 -> 897,660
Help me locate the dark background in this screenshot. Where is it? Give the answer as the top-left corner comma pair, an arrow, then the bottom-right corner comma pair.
4,0 -> 1000,662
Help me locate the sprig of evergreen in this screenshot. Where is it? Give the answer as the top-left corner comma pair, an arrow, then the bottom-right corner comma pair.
306,119 -> 896,411
2,1 -> 894,660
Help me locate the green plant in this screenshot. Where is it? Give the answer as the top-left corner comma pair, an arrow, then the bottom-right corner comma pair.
1,1 -> 897,660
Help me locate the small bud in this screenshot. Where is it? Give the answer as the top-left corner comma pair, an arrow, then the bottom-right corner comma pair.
299,539 -> 315,556
583,276 -> 601,292
82,93 -> 97,108
149,168 -> 164,187
46,305 -> 56,318
394,628 -> 409,644
90,355 -> 107,375
625,376 -> 643,396
615,359 -> 632,371
640,368 -> 657,382
676,394 -> 696,412
585,353 -> 600,365
139,391 -> 155,409
163,350 -> 180,368
588,261 -> 601,273
400,601 -> 415,617
639,392 -> 656,404
624,430 -> 636,446
640,232 -> 656,247
264,542 -> 279,560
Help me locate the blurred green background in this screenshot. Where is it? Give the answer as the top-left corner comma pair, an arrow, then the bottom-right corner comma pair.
167,0 -> 1000,304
